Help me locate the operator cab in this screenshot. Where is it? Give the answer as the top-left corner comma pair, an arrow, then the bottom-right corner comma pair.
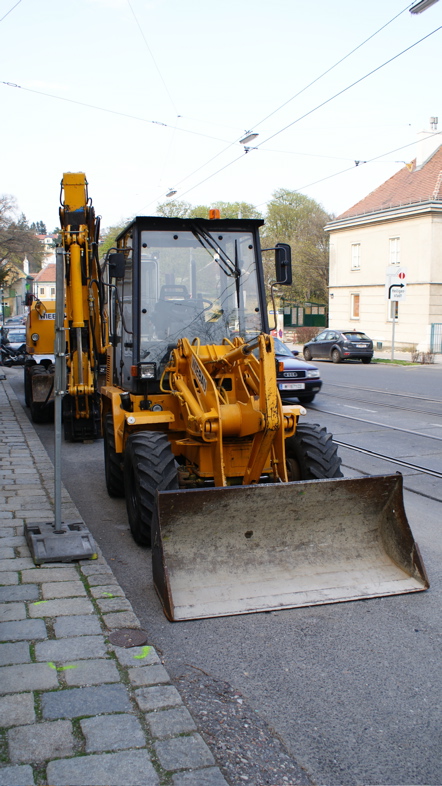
107,216 -> 289,394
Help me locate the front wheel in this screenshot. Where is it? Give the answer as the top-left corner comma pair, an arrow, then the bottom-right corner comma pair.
331,349 -> 341,364
124,432 -> 178,547
285,423 -> 343,481
297,394 -> 315,404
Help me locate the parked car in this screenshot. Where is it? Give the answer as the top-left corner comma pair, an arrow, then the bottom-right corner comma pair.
5,328 -> 27,352
5,315 -> 26,327
274,337 -> 322,404
303,329 -> 374,364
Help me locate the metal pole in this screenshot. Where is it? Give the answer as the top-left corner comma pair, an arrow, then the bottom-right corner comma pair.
391,300 -> 396,361
54,249 -> 66,532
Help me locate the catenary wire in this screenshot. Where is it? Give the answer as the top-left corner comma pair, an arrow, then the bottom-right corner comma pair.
0,0 -> 22,23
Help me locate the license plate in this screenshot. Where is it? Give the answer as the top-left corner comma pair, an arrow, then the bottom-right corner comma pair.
356,344 -> 367,348
280,382 -> 305,390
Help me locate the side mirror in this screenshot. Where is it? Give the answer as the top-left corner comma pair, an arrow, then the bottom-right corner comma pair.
108,252 -> 126,279
275,243 -> 292,285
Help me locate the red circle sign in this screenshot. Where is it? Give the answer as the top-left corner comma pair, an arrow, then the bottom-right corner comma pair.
398,271 -> 405,279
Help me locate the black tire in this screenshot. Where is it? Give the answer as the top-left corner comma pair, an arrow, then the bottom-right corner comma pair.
124,432 -> 178,547
303,347 -> 313,361
331,348 -> 341,364
24,364 -> 34,407
297,394 -> 315,404
104,413 -> 125,498
285,422 -> 343,481
361,357 -> 371,364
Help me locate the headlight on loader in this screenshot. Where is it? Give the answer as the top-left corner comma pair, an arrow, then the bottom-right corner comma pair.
138,362 -> 156,379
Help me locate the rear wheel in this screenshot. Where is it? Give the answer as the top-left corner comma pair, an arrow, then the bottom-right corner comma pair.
104,413 -> 125,498
285,423 -> 342,481
361,357 -> 371,364
303,348 -> 312,361
331,348 -> 341,364
124,432 -> 178,547
28,366 -> 54,424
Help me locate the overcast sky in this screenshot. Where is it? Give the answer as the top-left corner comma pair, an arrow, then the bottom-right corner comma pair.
0,0 -> 440,232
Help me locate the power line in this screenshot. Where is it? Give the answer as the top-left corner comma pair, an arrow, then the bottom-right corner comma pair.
250,2 -> 414,131
0,0 -> 22,23
0,80 -> 229,144
126,0 -> 179,116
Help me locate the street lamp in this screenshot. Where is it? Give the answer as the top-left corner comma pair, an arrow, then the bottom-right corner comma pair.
166,189 -> 177,198
410,0 -> 440,13
239,131 -> 259,145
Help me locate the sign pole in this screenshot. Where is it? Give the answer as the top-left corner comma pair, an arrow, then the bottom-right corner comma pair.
391,302 -> 396,361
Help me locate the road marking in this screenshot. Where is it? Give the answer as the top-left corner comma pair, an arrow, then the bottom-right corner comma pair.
343,405 -> 377,413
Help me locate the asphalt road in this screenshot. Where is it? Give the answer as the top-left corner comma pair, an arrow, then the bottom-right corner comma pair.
7,361 -> 442,786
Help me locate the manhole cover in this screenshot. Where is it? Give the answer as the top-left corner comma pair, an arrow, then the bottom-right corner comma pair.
108,628 -> 148,648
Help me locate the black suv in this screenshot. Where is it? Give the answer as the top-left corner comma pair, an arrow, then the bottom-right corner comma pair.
303,330 -> 373,364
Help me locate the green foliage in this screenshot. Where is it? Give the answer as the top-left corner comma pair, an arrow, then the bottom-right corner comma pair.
0,195 -> 44,282
262,189 -> 332,305
99,221 -> 130,260
29,220 -> 47,234
156,200 -> 262,220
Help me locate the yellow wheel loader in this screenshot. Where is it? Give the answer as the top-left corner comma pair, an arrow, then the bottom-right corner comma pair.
41,174 -> 428,619
97,210 -> 428,621
24,299 -> 56,424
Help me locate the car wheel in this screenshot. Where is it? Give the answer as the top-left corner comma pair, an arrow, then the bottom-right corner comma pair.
297,394 -> 315,404
331,349 -> 341,364
361,357 -> 371,364
303,348 -> 312,361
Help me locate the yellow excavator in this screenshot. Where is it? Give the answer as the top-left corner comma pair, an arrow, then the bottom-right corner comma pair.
65,173 -> 429,620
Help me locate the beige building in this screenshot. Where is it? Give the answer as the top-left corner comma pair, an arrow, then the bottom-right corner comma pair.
33,264 -> 56,300
325,139 -> 442,353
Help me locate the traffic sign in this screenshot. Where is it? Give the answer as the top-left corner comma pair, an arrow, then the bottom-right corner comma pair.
385,267 -> 407,302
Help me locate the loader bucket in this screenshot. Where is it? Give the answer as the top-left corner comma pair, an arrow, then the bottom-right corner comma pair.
152,474 -> 428,621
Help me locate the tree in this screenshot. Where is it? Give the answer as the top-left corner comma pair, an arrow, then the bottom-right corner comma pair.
30,220 -> 47,235
0,195 -> 44,283
262,189 -> 332,304
156,200 -> 262,220
99,221 -> 131,261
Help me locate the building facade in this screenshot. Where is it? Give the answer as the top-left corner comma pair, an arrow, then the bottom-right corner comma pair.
325,140 -> 442,353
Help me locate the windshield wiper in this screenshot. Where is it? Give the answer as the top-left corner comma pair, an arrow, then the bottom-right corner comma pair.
190,222 -> 239,278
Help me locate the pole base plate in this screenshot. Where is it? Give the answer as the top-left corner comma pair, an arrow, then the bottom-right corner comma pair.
24,521 -> 97,565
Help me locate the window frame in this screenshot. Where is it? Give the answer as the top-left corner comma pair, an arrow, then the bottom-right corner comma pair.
350,292 -> 360,320
351,243 -> 361,270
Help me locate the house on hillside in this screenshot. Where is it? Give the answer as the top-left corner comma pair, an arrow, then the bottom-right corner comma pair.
33,264 -> 56,300
325,133 -> 442,354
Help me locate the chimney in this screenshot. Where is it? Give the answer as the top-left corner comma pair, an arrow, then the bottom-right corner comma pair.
416,117 -> 440,169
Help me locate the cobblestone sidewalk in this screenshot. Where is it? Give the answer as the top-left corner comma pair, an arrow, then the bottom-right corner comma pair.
0,375 -> 228,786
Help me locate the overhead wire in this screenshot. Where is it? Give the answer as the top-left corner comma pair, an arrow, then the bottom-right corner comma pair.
0,0 -> 22,23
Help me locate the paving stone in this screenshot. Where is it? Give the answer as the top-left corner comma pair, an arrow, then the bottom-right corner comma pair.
46,749 -> 159,786
0,536 -> 26,547
128,664 -> 170,687
102,611 -> 140,629
64,658 -> 120,686
0,662 -> 59,692
81,713 -> 146,752
0,572 -> 19,585
0,764 -> 35,785
0,583 -> 39,602
111,644 -> 160,668
42,683 -> 132,719
0,641 -> 31,666
0,693 -> 35,727
135,684 -> 183,712
89,583 -> 125,598
0,546 -> 14,558
86,573 -> 118,586
146,706 -> 197,739
155,734 -> 215,770
35,635 -> 108,662
21,567 -> 79,583
0,557 -> 33,571
0,618 -> 47,641
54,614 -> 102,638
0,602 -> 26,622
28,597 -> 94,617
172,769 -> 229,786
81,563 -> 113,577
8,719 -> 74,763
95,597 -> 133,613
41,580 -> 87,599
